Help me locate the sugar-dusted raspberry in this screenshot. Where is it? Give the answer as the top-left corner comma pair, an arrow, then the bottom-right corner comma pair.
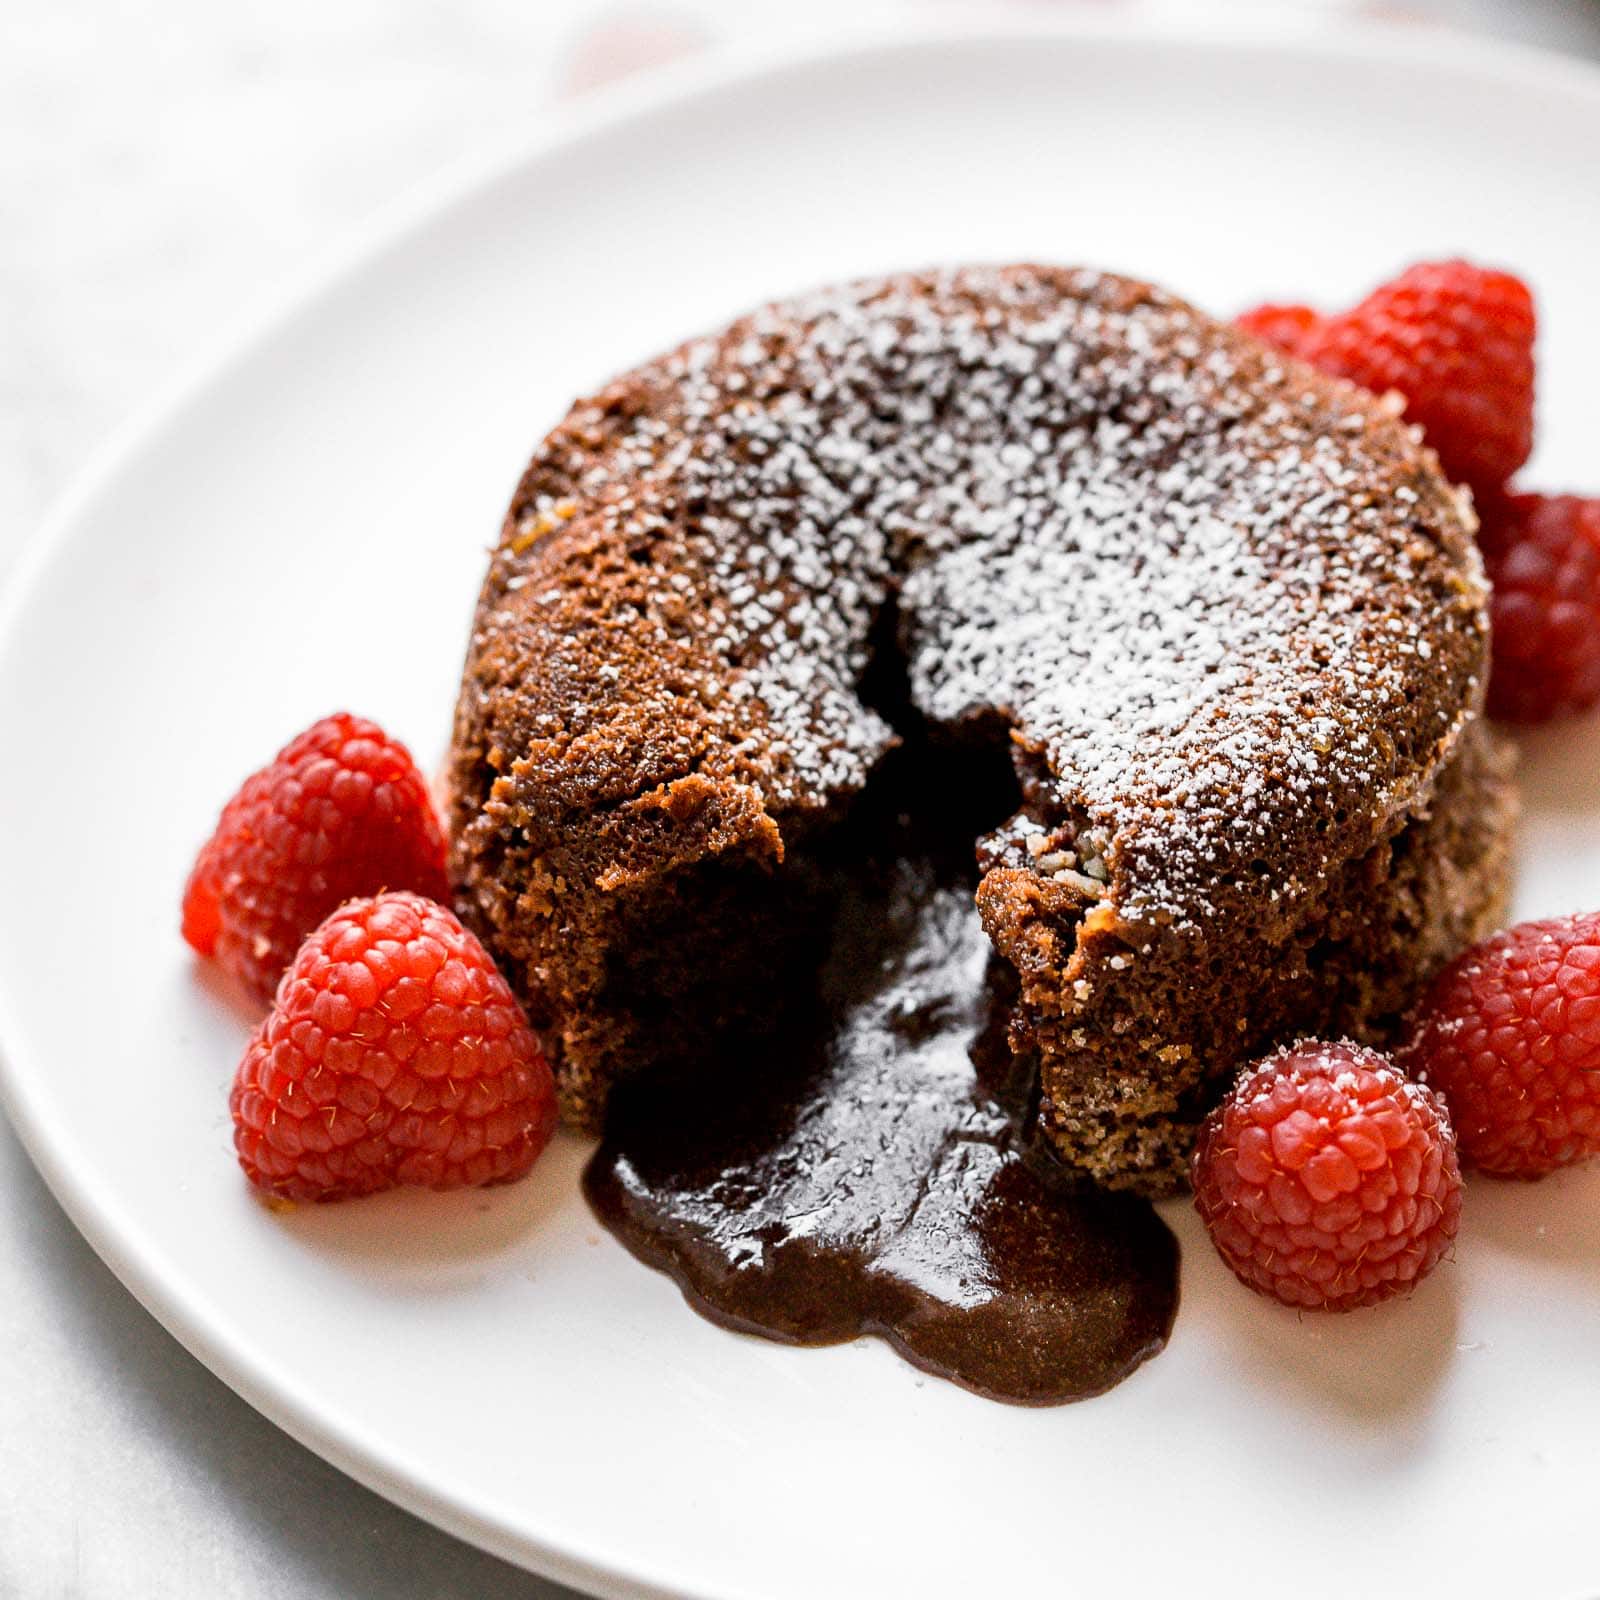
1475,491 -> 1600,723
1399,912 -> 1600,1178
183,713 -> 450,1005
1239,260 -> 1535,495
1192,1039 -> 1461,1310
231,891 -> 557,1201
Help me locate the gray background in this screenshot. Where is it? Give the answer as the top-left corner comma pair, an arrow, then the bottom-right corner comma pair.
4,2 -> 1598,1595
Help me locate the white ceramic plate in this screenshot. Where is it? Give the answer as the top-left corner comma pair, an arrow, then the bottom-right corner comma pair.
4,19 -> 1600,1599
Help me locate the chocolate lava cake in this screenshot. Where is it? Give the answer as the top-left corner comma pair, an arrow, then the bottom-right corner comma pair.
448,265 -> 1515,1196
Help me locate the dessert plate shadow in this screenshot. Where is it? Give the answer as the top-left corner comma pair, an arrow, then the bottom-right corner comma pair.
2,18 -> 1599,1600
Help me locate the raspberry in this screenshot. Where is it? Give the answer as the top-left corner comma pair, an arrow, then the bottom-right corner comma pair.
1238,259 -> 1536,495
1191,1040 -> 1461,1311
183,713 -> 450,1005
1399,913 -> 1600,1178
1235,302 -> 1318,357
1475,491 -> 1600,723
230,891 -> 557,1201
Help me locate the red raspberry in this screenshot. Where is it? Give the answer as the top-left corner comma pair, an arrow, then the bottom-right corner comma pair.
1235,302 -> 1319,358
231,891 -> 557,1201
1399,912 -> 1600,1178
183,713 -> 450,1005
1475,491 -> 1600,723
1191,1040 -> 1461,1311
1239,260 -> 1536,495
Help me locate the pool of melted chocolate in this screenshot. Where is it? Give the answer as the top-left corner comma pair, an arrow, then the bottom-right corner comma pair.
584,743 -> 1179,1406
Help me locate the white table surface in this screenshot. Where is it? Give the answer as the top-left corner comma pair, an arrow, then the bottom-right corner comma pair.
4,2 -> 1599,1595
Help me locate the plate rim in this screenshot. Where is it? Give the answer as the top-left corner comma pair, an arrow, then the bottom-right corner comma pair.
3,15 -> 1600,1598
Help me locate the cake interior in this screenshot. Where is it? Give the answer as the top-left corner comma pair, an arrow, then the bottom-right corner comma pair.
530,593 -> 1513,1196
582,686 -> 1182,1404
556,599 -> 1023,1107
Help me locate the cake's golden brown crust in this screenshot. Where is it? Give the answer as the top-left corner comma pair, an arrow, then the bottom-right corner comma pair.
449,266 -> 1505,1193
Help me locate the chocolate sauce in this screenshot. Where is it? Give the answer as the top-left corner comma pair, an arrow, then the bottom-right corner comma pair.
584,794 -> 1179,1405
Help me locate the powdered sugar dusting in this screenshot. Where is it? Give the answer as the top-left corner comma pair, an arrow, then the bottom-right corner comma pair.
491,266 -> 1486,927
